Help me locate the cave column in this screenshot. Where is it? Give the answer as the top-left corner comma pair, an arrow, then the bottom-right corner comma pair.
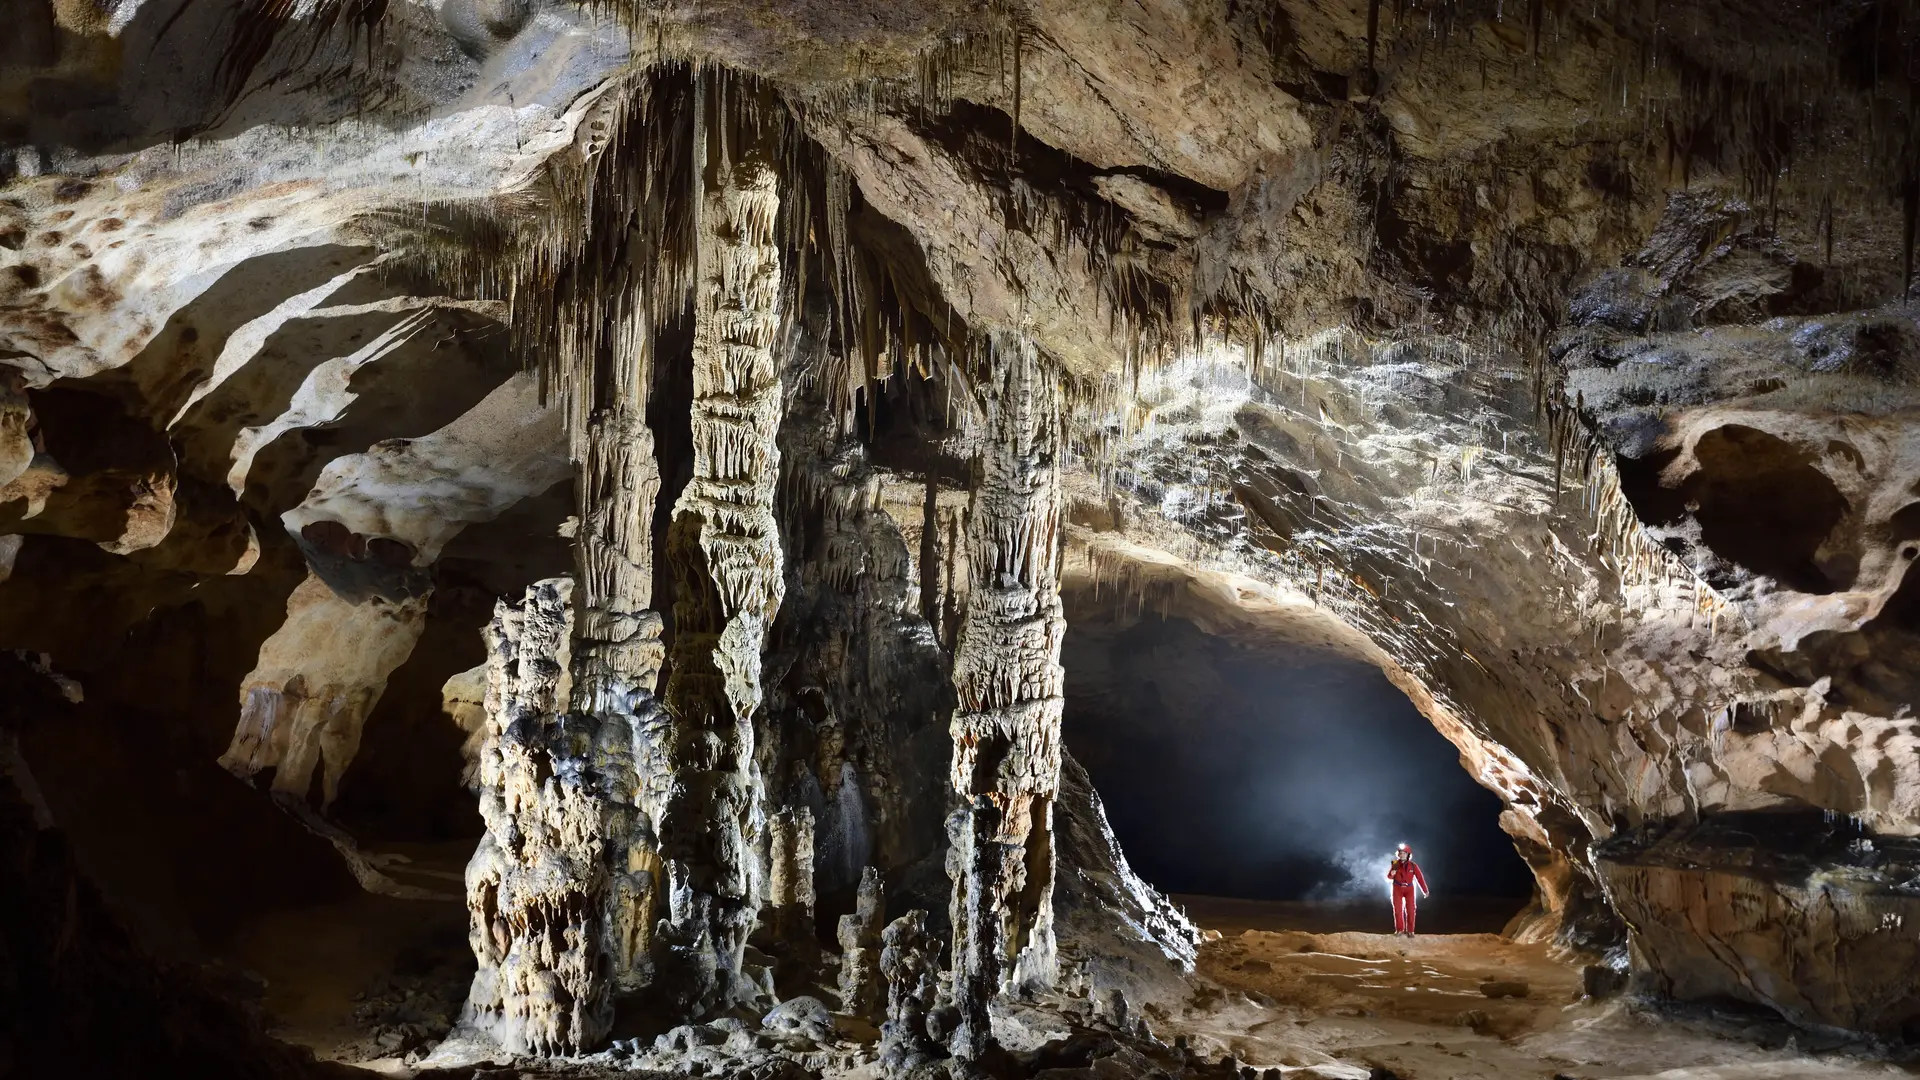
573,386 -> 671,994
946,334 -> 1066,1060
461,275 -> 671,1054
657,146 -> 789,1014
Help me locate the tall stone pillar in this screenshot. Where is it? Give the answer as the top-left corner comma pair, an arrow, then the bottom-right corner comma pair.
461,228 -> 673,1051
574,398 -> 671,994
658,150 -> 789,1015
945,335 -> 1066,1059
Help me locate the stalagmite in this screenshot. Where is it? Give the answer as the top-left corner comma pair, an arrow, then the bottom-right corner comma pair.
460,295 -> 672,1052
461,579 -> 616,1055
945,334 -> 1067,1060
658,145 -> 790,1015
765,806 -> 817,946
879,909 -> 945,1077
837,866 -> 886,1021
570,391 -> 671,998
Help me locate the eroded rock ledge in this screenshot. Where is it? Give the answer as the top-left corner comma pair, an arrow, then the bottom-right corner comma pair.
1599,810 -> 1920,1037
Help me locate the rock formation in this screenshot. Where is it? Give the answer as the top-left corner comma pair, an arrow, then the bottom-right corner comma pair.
837,866 -> 886,1021
564,322 -> 669,1006
1598,810 -> 1920,1035
6,0 -> 1920,1072
655,126 -> 792,1017
462,578 -> 614,1055
766,805 -> 818,951
221,570 -> 428,809
878,909 -> 946,1077
946,333 -> 1068,1058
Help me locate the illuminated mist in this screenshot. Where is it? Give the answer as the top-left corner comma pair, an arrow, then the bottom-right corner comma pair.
1062,613 -> 1533,903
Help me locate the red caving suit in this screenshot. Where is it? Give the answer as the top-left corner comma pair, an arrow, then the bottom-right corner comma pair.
1387,855 -> 1428,934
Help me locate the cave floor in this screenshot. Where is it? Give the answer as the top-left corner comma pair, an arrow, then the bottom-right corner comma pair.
1165,898 -> 1914,1080
222,840 -> 475,1066
226,888 -> 1916,1080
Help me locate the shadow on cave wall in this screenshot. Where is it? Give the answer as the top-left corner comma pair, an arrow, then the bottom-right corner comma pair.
1061,611 -> 1533,919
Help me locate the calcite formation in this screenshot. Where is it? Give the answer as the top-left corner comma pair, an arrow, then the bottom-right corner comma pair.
656,146 -> 791,1016
567,380 -> 670,1001
766,806 -> 818,948
946,334 -> 1067,1058
463,578 -> 614,1055
878,909 -> 946,1076
837,866 -> 886,1021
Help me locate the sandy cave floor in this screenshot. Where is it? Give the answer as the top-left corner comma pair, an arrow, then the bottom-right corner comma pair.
222,840 -> 477,1066
1162,897 -> 1917,1080
221,886 -> 1920,1079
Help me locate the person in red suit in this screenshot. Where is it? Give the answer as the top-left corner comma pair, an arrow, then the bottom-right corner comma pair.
1386,843 -> 1428,936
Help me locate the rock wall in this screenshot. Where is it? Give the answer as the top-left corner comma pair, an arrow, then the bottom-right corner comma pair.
1598,811 -> 1920,1036
0,653 -> 357,1078
221,571 -> 428,808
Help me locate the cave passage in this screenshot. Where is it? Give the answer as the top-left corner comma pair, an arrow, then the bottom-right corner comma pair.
1063,612 -> 1533,919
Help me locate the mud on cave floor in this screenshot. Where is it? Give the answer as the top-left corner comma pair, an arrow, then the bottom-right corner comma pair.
219,839 -> 477,1066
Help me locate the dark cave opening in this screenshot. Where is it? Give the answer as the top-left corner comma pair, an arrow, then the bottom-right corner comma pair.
1062,611 -> 1534,927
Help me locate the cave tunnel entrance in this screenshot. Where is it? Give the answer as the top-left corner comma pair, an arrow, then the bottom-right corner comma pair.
1061,608 -> 1534,935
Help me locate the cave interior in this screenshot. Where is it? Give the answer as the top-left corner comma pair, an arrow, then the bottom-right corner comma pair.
5,1 -> 1920,1078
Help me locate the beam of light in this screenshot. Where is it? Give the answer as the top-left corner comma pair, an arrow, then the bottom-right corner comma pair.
1310,843 -> 1407,903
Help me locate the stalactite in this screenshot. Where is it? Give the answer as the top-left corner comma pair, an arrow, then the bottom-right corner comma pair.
945,333 -> 1066,1061
658,133 -> 791,1017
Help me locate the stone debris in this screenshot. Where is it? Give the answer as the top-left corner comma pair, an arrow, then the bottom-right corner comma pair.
1477,980 -> 1530,999
762,995 -> 837,1045
339,971 -> 466,1062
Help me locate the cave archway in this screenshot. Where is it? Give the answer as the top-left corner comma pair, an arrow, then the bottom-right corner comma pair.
1061,574 -> 1534,935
